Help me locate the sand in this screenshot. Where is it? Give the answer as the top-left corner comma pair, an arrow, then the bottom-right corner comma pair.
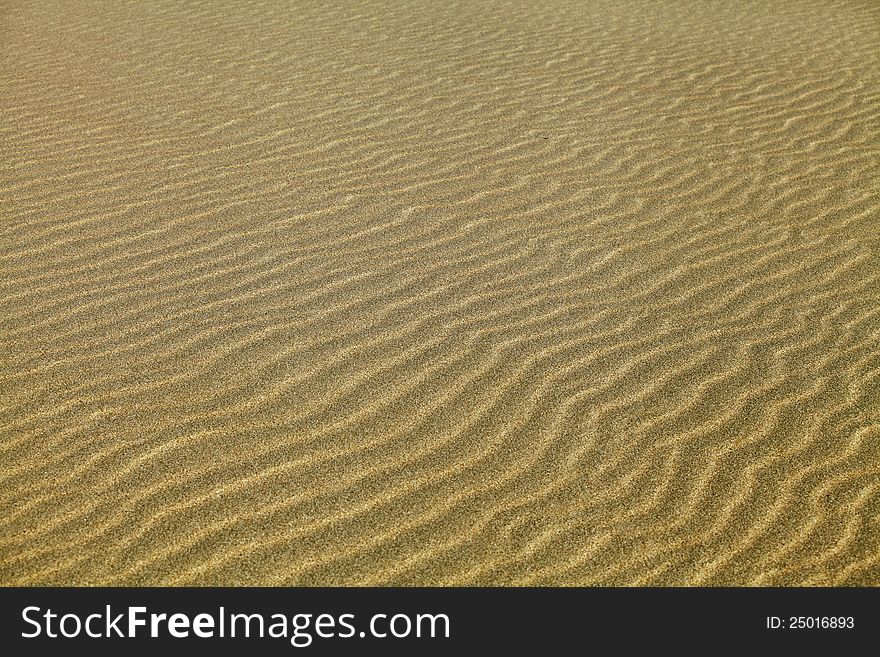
1,0 -> 879,586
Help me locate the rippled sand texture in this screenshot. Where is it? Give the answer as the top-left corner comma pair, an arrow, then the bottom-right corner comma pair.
2,0 -> 879,586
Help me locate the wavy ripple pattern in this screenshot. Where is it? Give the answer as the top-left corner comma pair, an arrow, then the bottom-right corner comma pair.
1,0 -> 879,585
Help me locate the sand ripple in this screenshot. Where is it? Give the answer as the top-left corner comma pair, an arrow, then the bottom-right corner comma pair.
1,0 -> 879,585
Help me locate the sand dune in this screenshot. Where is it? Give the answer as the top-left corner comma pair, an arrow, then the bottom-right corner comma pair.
1,0 -> 879,585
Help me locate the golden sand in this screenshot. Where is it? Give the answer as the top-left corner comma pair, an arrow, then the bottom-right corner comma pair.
1,0 -> 879,586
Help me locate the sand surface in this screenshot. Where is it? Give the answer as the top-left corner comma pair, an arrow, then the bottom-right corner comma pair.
1,0 -> 879,585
